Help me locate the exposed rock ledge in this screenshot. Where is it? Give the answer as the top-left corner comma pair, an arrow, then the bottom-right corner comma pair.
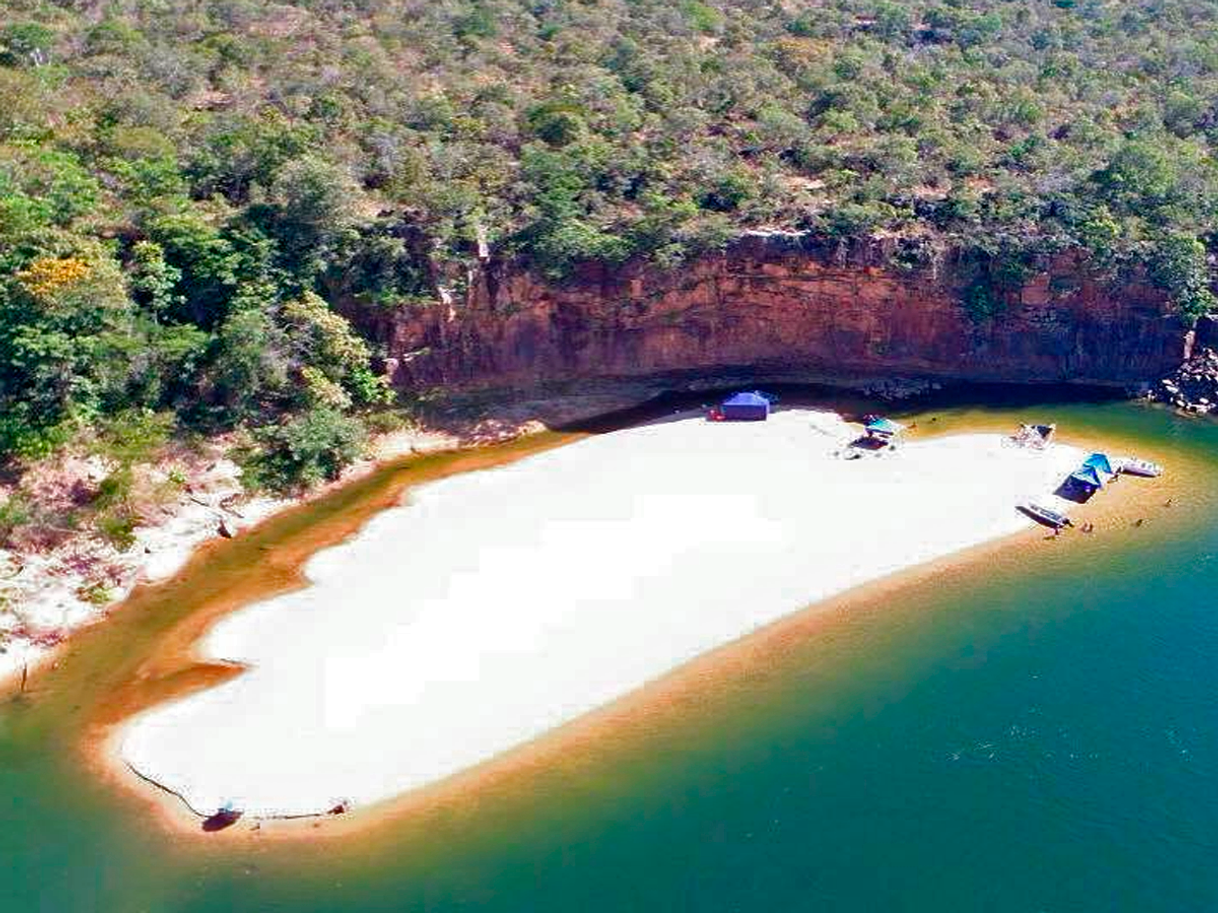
1149,347 -> 1218,414
347,234 -> 1192,396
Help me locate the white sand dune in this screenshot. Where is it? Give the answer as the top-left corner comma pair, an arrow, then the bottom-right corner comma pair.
119,410 -> 1082,818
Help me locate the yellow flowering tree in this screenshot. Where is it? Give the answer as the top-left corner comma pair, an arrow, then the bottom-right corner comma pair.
1,249 -> 134,455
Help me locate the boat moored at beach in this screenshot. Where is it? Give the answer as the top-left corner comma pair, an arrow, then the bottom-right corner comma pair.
1116,457 -> 1164,478
201,802 -> 243,832
1018,502 -> 1072,529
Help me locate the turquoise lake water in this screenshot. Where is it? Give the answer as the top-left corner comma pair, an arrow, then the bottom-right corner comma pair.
2,393 -> 1216,912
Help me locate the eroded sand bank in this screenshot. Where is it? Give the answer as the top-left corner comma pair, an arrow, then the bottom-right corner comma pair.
119,410 -> 1083,817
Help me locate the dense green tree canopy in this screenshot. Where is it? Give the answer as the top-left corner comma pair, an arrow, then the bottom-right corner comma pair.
3,0 -> 1218,478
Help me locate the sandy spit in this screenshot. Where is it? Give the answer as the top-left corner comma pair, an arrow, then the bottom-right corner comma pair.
115,410 -> 1083,818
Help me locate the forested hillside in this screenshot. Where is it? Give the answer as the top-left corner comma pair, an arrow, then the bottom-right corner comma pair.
3,0 -> 1218,488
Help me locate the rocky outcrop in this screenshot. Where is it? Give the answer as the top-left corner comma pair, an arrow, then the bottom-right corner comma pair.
351,234 -> 1192,395
1149,344 -> 1218,414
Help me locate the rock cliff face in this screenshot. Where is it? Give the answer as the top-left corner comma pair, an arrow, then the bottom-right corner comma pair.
355,235 -> 1191,395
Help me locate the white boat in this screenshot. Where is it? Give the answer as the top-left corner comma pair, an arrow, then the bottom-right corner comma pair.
1116,457 -> 1163,478
1018,502 -> 1071,529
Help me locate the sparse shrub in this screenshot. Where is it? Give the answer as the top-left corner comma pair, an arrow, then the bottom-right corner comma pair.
76,580 -> 112,605
96,510 -> 138,551
362,409 -> 412,435
0,493 -> 31,545
96,410 -> 174,467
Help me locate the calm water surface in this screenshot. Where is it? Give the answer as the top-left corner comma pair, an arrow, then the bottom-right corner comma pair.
2,393 -> 1216,912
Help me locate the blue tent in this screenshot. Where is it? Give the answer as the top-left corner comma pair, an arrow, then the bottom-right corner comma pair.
1069,465 -> 1105,490
865,417 -> 906,437
1082,452 -> 1114,475
720,391 -> 770,421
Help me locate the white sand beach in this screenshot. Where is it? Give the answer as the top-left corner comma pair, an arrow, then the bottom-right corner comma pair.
119,410 -> 1083,818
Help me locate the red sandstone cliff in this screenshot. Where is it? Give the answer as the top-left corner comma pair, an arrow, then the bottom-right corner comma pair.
351,235 -> 1191,394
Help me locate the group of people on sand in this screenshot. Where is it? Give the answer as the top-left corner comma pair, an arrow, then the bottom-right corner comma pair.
1052,521 -> 1094,539
1051,498 -> 1174,538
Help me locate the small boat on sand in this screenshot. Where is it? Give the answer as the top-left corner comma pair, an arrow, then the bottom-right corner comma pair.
1116,457 -> 1163,478
1018,502 -> 1071,529
202,802 -> 243,832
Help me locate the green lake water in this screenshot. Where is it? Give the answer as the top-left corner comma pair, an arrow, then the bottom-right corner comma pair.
3,392 -> 1216,912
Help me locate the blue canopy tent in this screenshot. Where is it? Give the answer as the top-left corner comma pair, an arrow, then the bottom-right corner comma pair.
720,391 -> 771,421
1082,452 -> 1114,475
1069,464 -> 1106,491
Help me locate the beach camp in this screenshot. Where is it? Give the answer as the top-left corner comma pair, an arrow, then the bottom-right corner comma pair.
717,391 -> 771,421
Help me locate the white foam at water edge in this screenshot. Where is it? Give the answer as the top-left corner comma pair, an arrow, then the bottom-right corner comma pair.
119,410 -> 1082,817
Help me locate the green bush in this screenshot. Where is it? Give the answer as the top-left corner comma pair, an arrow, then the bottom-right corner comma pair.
0,493 -> 31,545
96,409 -> 174,466
96,510 -> 137,551
361,409 -> 411,435
93,465 -> 134,511
0,409 -> 73,463
1150,233 -> 1217,322
527,101 -> 587,148
962,281 -> 1004,322
0,23 -> 55,67
77,580 -> 112,605
241,407 -> 367,494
